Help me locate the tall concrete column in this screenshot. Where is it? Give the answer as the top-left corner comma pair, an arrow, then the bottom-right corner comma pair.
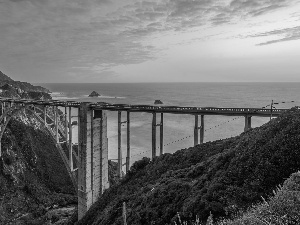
126,111 -> 130,173
117,111 -> 122,178
78,104 -> 109,220
55,106 -> 59,143
68,107 -> 73,171
200,115 -> 204,144
244,115 -> 252,132
152,112 -> 156,159
194,114 -> 199,146
160,113 -> 163,156
64,107 -> 68,142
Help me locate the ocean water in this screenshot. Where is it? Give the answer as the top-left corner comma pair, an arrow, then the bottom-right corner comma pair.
37,82 -> 300,167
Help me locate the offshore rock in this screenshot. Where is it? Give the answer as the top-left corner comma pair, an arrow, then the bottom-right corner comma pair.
154,99 -> 163,104
88,91 -> 100,97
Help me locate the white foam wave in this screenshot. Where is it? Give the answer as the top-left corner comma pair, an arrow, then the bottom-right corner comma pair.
51,92 -> 64,96
52,96 -> 80,100
82,95 -> 126,99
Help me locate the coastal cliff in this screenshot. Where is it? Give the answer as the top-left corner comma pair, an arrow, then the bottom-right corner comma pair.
78,108 -> 300,225
0,71 -> 51,100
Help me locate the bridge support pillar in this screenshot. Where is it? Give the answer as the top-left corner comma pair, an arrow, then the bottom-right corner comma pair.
194,115 -> 204,146
117,111 -> 122,177
244,115 -> 252,132
68,107 -> 73,171
200,115 -> 204,144
151,113 -> 163,158
126,111 -> 130,173
160,113 -> 163,156
152,112 -> 156,159
194,115 -> 199,146
78,104 -> 109,220
54,106 -> 59,143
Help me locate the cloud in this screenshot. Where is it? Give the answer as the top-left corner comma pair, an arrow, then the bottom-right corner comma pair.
249,26 -> 300,45
0,0 -> 298,81
229,0 -> 289,16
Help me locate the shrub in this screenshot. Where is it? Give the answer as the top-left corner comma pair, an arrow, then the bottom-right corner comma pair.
217,171 -> 300,225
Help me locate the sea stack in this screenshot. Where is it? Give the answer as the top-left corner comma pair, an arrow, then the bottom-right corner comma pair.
88,91 -> 100,97
154,99 -> 163,104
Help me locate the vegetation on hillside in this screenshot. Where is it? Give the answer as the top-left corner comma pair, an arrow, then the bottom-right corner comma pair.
217,171 -> 300,225
0,119 -> 76,224
78,108 -> 300,225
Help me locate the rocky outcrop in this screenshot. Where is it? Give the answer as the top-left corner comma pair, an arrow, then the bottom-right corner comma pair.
154,99 -> 163,104
88,91 -> 100,97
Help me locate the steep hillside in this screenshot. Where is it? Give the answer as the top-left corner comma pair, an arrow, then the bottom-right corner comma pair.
0,118 -> 76,224
78,108 -> 300,225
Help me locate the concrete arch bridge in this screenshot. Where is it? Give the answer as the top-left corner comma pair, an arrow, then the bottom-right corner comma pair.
0,97 -> 287,220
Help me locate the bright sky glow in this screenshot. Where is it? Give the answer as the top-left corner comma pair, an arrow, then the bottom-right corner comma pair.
0,0 -> 300,82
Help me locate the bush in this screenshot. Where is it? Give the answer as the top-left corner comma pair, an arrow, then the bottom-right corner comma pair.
217,171 -> 300,225
128,157 -> 150,175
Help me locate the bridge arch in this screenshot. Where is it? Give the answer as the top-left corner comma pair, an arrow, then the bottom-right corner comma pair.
0,101 -> 110,220
0,104 -> 77,192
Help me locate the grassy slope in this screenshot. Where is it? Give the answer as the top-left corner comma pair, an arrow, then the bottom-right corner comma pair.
78,108 -> 300,225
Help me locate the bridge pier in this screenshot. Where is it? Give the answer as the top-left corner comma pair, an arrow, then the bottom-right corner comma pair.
126,111 -> 130,173
117,111 -> 122,177
117,111 -> 131,176
244,115 -> 252,132
152,113 -> 164,159
194,115 -> 205,146
54,106 -> 59,143
194,115 -> 199,146
68,107 -> 73,171
152,112 -> 156,159
160,113 -> 164,155
78,104 -> 109,220
64,107 -> 68,142
200,115 -> 204,144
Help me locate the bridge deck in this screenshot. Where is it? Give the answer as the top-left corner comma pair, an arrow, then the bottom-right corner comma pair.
0,97 -> 288,117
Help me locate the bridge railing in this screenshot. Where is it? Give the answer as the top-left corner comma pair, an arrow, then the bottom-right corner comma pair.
0,97 -> 288,115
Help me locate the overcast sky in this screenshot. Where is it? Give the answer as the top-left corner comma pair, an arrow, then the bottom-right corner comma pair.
0,0 -> 300,83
